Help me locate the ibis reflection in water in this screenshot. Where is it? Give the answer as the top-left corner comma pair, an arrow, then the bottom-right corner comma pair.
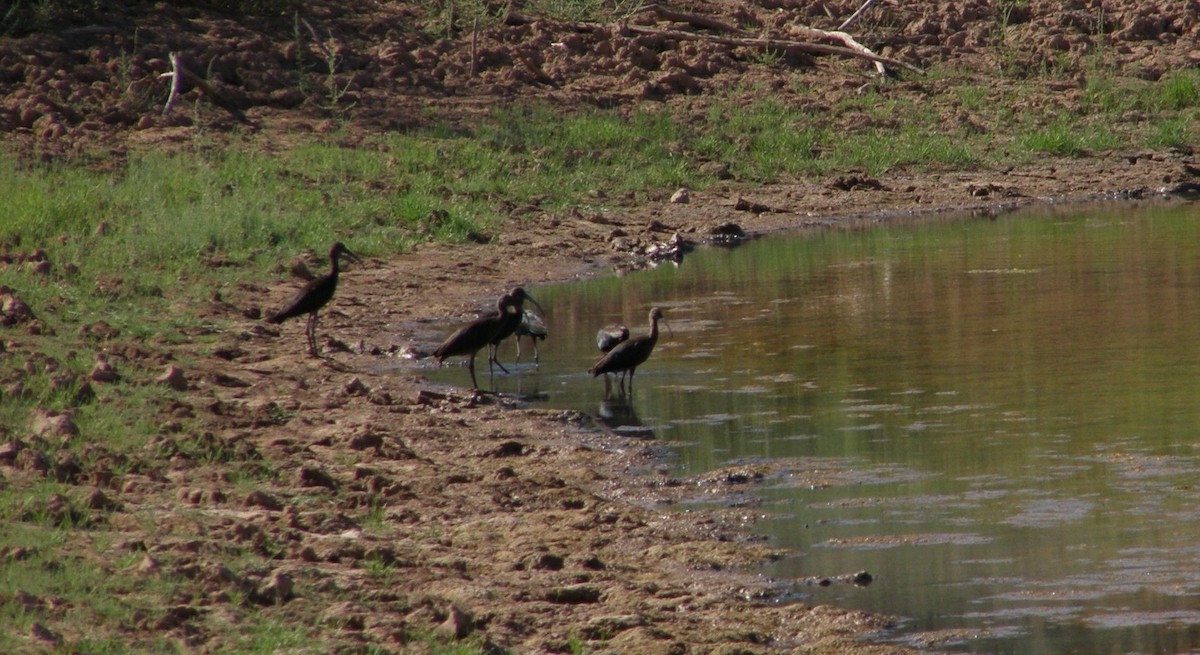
432,293 -> 513,389
266,242 -> 363,358
589,307 -> 668,396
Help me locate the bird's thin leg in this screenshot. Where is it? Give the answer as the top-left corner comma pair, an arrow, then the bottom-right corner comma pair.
515,337 -> 523,366
533,340 -> 539,367
627,368 -> 635,395
468,352 -> 479,389
306,313 -> 319,357
492,343 -> 510,374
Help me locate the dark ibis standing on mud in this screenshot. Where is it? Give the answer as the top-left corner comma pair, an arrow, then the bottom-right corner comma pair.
589,307 -> 667,396
432,293 -> 515,389
266,242 -> 362,357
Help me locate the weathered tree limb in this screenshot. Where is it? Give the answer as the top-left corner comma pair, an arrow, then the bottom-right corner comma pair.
787,25 -> 889,76
838,0 -> 880,31
631,4 -> 746,35
159,52 -> 248,122
621,25 -> 924,76
624,4 -> 919,77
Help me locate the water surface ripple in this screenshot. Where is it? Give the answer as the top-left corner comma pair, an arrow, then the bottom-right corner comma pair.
422,201 -> 1200,654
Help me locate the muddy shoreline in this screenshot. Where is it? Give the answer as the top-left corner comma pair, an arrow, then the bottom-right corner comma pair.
203,153 -> 1193,655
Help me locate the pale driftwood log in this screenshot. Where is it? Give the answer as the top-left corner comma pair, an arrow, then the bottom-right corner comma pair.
159,52 -> 248,121
787,25 -> 889,76
621,25 -> 923,76
624,4 -> 919,77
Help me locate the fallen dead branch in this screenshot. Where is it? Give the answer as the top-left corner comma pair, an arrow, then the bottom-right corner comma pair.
626,3 -> 919,77
621,25 -> 924,76
838,0 -> 880,31
159,52 -> 248,122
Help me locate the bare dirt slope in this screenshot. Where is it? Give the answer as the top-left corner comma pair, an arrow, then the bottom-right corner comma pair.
3,1 -> 1200,653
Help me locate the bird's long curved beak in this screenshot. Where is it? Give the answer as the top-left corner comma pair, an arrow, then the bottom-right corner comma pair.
525,294 -> 545,315
340,248 -> 365,268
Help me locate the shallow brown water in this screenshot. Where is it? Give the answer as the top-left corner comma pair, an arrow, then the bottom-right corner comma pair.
424,200 -> 1200,654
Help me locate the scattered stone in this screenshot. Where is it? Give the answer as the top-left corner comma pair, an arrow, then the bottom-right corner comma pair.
209,372 -> 250,388
322,601 -> 366,631
78,320 -> 119,340
583,614 -> 647,639
29,622 -> 60,645
50,376 -> 94,406
210,345 -> 246,360
290,259 -> 315,281
138,553 -> 160,574
256,570 -> 295,605
298,465 -> 336,489
52,451 -> 82,483
87,487 -> 121,512
544,584 -> 602,604
158,365 -> 187,391
578,554 -> 607,570
0,288 -> 36,326
245,490 -> 284,511
708,222 -> 746,240
343,377 -> 369,395
531,553 -> 565,571
15,448 -> 49,474
437,604 -> 473,640
154,605 -> 199,631
699,160 -> 732,180
30,409 -> 79,439
733,197 -> 771,214
297,545 -> 319,562
489,440 -> 528,457
669,188 -> 690,204
0,438 -> 23,463
347,430 -> 382,451
90,357 -> 119,383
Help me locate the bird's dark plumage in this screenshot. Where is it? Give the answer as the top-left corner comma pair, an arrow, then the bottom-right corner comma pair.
589,307 -> 665,395
486,287 -> 543,373
433,294 -> 513,389
267,242 -> 361,357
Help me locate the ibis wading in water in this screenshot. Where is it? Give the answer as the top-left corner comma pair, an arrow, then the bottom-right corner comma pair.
589,307 -> 667,396
594,323 -> 630,394
266,242 -> 362,357
433,294 -> 515,389
514,307 -> 548,367
486,287 -> 543,372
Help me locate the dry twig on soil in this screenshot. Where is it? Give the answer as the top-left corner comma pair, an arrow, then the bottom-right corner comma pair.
625,3 -> 920,77
159,52 -> 248,122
